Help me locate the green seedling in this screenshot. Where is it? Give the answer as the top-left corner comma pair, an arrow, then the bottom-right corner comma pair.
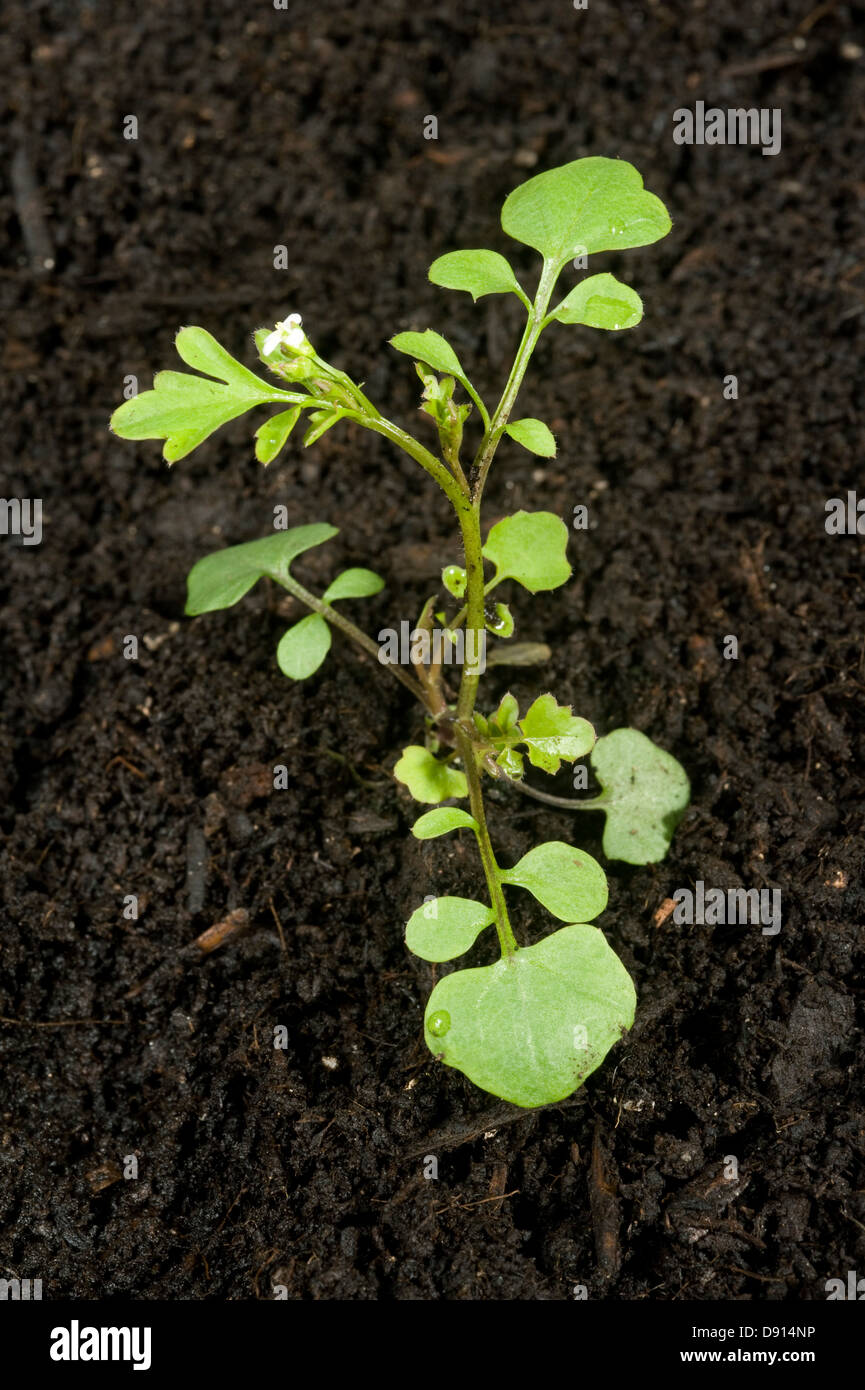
111,157 -> 689,1109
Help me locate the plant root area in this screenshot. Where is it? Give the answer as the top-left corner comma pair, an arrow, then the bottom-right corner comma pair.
1,0 -> 862,1300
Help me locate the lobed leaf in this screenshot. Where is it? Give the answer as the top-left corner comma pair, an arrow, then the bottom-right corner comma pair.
482,510 -> 571,593
504,418 -> 557,457
501,841 -> 608,922
406,896 -> 494,962
110,327 -> 292,463
276,613 -> 331,680
185,525 -> 338,615
394,746 -> 468,804
551,272 -> 643,331
428,249 -> 523,302
589,728 -> 690,865
517,694 -> 595,774
501,156 -> 672,268
424,924 -> 636,1107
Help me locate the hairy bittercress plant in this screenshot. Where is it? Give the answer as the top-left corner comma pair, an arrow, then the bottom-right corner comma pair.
111,158 -> 689,1109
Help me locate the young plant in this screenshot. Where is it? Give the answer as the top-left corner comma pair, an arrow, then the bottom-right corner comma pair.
111,157 -> 689,1109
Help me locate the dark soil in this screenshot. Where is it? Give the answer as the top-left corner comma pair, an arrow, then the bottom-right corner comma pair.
1,0 -> 863,1301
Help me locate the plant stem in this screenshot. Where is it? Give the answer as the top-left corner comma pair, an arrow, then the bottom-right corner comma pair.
471,258 -> 559,504
456,724 -> 518,958
444,261 -> 565,957
455,499 -> 486,721
274,573 -> 429,706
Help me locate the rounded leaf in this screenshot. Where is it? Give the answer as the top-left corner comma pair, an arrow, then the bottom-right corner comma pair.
412,808 -> 479,839
504,418 -> 557,457
276,613 -> 331,680
501,841 -> 608,922
424,925 -> 636,1107
487,602 -> 514,638
406,897 -> 494,962
442,565 -> 466,599
322,568 -> 384,602
429,250 -> 522,302
394,746 -> 468,804
590,728 -> 690,865
502,157 -> 672,267
389,330 -> 464,379
552,272 -> 643,331
482,511 -> 571,593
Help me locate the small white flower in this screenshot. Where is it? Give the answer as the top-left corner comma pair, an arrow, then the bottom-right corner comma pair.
263,313 -> 305,356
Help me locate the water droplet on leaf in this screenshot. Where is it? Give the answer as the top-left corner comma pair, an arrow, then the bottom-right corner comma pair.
428,1009 -> 451,1037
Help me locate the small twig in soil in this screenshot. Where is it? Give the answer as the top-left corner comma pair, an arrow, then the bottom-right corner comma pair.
268,897 -> 287,953
589,1122 -> 622,1281
0,1015 -> 125,1027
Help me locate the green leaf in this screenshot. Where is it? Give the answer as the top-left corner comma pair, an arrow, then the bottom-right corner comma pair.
501,156 -> 672,268
488,603 -> 514,638
505,418 -> 557,457
174,327 -> 271,390
110,327 -> 291,463
551,272 -> 643,331
483,510 -> 571,593
185,525 -> 338,615
501,841 -> 608,922
517,694 -> 595,774
412,808 -> 479,839
424,924 -> 636,1107
276,613 -> 331,680
493,692 -> 519,733
322,568 -> 384,602
254,407 -> 301,464
429,250 -> 523,302
394,746 -> 468,804
442,565 -> 466,599
406,897 -> 494,962
589,728 -> 690,865
389,330 -> 465,379
303,409 -> 347,447
496,747 -> 525,779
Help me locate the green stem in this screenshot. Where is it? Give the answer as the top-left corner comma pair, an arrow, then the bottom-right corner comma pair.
456,724 -> 518,957
455,500 -> 486,721
273,573 -> 429,706
448,574 -> 503,632
461,379 -> 491,435
453,261 -> 560,726
471,258 -> 559,504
